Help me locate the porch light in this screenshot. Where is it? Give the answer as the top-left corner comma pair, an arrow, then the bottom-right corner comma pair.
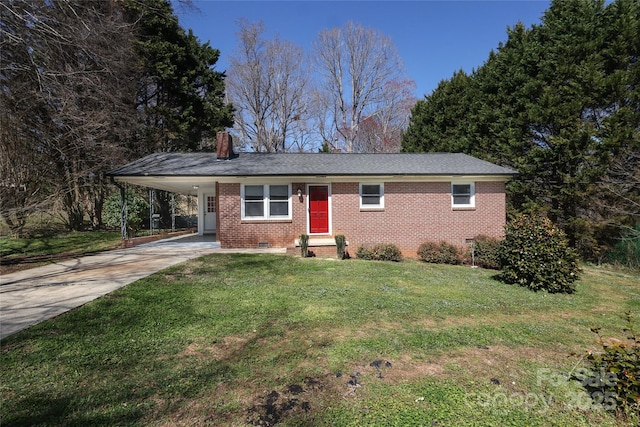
297,188 -> 302,198
193,185 -> 199,190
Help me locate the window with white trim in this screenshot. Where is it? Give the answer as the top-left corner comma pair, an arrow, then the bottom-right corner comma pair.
451,183 -> 475,208
360,183 -> 384,209
242,184 -> 292,219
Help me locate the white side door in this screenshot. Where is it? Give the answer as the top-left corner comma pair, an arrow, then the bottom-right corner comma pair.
204,193 -> 216,234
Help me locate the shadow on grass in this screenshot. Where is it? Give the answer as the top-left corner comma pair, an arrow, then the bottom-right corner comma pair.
1,255 -> 295,425
8,395 -> 74,427
1,299 -> 246,425
8,393 -> 145,427
191,252 -> 296,276
226,253 -> 294,269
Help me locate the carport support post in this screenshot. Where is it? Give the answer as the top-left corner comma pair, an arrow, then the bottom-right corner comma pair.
120,184 -> 128,241
149,189 -> 154,235
171,193 -> 175,232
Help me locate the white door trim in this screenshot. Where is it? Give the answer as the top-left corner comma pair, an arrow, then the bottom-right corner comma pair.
306,183 -> 332,236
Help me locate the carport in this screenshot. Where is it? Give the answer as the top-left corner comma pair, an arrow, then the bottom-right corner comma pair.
109,173 -> 219,238
107,133 -> 238,242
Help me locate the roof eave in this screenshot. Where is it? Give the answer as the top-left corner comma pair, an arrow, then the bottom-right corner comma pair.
111,172 -> 516,182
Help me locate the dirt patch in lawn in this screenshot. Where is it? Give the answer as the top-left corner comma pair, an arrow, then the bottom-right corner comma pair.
180,335 -> 254,361
170,321 -> 592,425
245,377 -> 326,426
330,344 -> 580,392
162,268 -> 194,282
384,344 -> 579,391
244,360 -> 414,425
391,354 -> 445,379
165,333 -> 588,426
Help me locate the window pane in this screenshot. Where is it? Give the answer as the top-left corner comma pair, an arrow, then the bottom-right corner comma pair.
270,201 -> 288,216
270,185 -> 288,200
452,184 -> 471,196
245,185 -> 264,199
453,195 -> 471,205
245,201 -> 264,216
362,195 -> 381,205
452,184 -> 472,206
362,184 -> 380,196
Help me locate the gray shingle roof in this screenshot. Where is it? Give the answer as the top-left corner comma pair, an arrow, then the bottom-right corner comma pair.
108,152 -> 517,177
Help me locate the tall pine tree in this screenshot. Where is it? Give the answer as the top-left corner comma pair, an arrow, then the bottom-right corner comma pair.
401,70 -> 475,154
125,0 -> 234,154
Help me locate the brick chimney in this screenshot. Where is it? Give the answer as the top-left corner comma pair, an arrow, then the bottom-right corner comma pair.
216,131 -> 236,159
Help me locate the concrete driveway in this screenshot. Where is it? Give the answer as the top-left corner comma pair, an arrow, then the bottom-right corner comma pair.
0,234 -> 285,340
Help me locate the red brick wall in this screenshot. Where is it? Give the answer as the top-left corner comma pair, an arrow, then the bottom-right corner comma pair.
218,182 -> 307,249
332,181 -> 506,257
218,180 -> 506,256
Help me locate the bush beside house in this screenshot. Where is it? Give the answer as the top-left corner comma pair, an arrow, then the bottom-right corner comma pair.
417,241 -> 462,265
497,214 -> 581,294
356,243 -> 403,262
471,235 -> 501,269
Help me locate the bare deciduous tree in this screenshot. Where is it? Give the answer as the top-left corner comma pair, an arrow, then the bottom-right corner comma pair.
0,0 -> 138,233
312,21 -> 407,153
227,19 -> 309,152
600,147 -> 640,221
0,111 -> 54,236
352,79 -> 417,153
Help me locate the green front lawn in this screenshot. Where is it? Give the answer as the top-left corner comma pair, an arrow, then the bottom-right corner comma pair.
0,231 -> 122,261
1,254 -> 638,426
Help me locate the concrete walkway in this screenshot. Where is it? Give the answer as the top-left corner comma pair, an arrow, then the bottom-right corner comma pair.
0,234 -> 285,340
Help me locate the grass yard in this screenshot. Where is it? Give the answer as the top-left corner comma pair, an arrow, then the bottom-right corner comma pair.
0,231 -> 123,274
1,254 -> 638,426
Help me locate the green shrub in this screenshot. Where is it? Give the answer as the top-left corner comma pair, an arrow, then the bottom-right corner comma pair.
356,243 -> 402,262
578,312 -> 640,420
103,190 -> 149,236
335,234 -> 347,259
497,214 -> 581,293
472,235 -> 501,269
417,241 -> 461,265
417,241 -> 438,263
356,246 -> 372,260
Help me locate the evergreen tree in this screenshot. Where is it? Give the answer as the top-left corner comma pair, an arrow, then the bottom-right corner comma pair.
402,0 -> 640,259
401,71 -> 475,154
522,0 -> 612,254
125,0 -> 234,154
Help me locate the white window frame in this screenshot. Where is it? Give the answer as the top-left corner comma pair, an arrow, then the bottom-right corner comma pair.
241,184 -> 292,220
451,182 -> 475,208
359,183 -> 384,209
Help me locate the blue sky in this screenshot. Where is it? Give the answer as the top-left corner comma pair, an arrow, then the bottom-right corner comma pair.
174,1 -> 551,98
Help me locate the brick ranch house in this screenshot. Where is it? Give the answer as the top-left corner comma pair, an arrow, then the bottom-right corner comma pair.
108,141 -> 517,257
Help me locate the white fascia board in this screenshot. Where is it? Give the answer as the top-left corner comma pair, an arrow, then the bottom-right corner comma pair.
217,175 -> 513,183
114,174 -> 513,190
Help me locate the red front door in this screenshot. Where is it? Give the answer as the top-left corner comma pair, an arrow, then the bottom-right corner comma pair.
309,185 -> 329,234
